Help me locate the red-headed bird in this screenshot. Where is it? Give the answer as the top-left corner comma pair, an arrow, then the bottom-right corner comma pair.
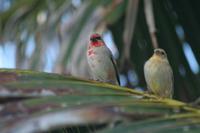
87,33 -> 120,85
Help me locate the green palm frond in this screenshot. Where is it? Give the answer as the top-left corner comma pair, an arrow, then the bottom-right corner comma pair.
0,69 -> 199,133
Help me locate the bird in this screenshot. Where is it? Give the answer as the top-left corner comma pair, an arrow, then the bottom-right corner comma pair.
87,33 -> 120,85
144,48 -> 174,98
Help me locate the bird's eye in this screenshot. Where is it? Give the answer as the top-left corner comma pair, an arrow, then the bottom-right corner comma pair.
95,37 -> 101,40
160,51 -> 165,55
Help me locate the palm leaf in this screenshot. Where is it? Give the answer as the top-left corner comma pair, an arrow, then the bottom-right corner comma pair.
0,69 -> 199,133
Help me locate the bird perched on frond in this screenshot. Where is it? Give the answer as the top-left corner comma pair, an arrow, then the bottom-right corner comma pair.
144,48 -> 174,98
87,33 -> 120,85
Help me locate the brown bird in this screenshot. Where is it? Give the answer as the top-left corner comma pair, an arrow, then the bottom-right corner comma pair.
144,48 -> 174,98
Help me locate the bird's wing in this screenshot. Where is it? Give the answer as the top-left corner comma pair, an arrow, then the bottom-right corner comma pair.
104,44 -> 120,85
169,64 -> 174,95
110,56 -> 120,85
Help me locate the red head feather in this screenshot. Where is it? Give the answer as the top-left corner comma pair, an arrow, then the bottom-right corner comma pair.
89,33 -> 105,47
90,33 -> 101,40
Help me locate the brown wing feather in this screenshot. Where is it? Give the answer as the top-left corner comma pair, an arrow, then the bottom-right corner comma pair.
110,57 -> 120,85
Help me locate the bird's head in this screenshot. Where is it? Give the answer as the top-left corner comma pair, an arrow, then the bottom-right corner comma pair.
153,48 -> 167,59
89,33 -> 105,47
